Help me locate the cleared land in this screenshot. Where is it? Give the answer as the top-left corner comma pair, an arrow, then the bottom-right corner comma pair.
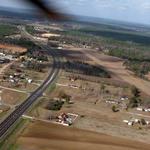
17,121 -> 150,150
30,44 -> 150,143
0,44 -> 27,53
65,46 -> 150,96
1,89 -> 27,105
41,33 -> 60,38
35,76 -> 150,144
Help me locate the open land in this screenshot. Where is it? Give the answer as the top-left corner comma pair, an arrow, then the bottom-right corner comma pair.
25,44 -> 150,145
1,18 -> 150,150
17,121 -> 150,150
0,44 -> 27,54
64,46 -> 150,97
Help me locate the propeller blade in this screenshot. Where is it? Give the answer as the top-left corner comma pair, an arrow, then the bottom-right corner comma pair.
25,0 -> 66,20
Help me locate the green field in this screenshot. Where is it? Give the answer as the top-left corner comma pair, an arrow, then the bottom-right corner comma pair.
0,24 -> 18,38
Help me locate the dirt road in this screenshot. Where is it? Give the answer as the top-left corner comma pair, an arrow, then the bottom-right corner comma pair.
0,61 -> 15,75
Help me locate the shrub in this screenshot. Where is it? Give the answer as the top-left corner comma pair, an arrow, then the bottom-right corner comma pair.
141,118 -> 147,126
46,100 -> 64,111
112,105 -> 119,112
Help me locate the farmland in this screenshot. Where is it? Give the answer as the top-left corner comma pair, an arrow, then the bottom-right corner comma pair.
16,121 -> 150,150
23,42 -> 150,146
0,16 -> 150,150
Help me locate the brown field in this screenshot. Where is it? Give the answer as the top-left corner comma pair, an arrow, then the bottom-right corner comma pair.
41,33 -> 60,38
63,46 -> 150,96
30,46 -> 150,144
1,89 -> 27,105
8,45 -> 150,150
17,121 -> 150,150
25,68 -> 50,83
0,61 -> 15,76
0,43 -> 27,53
32,76 -> 150,144
0,80 -> 38,92
145,72 -> 150,81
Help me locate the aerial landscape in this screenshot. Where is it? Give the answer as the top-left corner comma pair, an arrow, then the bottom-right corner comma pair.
0,0 -> 150,150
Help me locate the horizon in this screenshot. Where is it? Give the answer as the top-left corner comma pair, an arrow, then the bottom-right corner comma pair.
0,6 -> 150,27
1,0 -> 150,26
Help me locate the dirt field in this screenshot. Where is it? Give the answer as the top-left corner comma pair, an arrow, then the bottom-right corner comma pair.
27,46 -> 150,144
64,46 -> 150,96
17,121 -> 150,150
41,33 -> 60,38
25,68 -> 50,83
1,89 -> 27,105
31,75 -> 150,144
145,72 -> 150,81
0,61 -> 14,75
0,43 -> 27,53
11,45 -> 150,149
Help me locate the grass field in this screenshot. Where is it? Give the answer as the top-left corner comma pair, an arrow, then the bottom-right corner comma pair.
0,24 -> 18,38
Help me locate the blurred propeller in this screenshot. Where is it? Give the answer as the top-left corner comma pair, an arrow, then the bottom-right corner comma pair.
25,0 -> 66,20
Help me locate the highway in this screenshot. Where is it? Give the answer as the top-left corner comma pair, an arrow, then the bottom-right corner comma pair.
0,27 -> 61,139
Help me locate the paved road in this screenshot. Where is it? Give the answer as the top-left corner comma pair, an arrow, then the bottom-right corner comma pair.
0,28 -> 60,139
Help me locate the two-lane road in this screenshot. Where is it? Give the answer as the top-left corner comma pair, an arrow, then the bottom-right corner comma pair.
0,29 -> 61,140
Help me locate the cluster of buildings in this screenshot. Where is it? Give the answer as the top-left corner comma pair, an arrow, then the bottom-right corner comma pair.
136,107 -> 150,112
0,52 -> 13,64
123,118 -> 150,126
106,97 -> 128,105
56,83 -> 79,89
56,113 -> 78,126
8,72 -> 32,84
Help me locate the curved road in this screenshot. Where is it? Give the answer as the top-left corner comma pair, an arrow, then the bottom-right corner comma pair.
0,29 -> 60,139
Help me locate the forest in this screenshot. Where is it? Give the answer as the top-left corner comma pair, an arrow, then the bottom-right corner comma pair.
50,22 -> 150,78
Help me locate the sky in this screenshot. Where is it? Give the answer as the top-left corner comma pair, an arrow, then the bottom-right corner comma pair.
1,0 -> 150,25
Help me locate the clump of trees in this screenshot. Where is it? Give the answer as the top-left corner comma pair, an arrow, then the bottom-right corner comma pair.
46,100 -> 64,111
108,48 -> 150,77
25,61 -> 44,72
128,86 -> 142,108
0,24 -> 18,38
2,38 -> 37,49
112,105 -> 119,112
27,50 -> 48,62
63,61 -> 110,78
26,26 -> 36,35
59,91 -> 71,103
124,60 -> 150,77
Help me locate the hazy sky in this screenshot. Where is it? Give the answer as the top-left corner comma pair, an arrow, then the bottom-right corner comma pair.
1,0 -> 150,25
